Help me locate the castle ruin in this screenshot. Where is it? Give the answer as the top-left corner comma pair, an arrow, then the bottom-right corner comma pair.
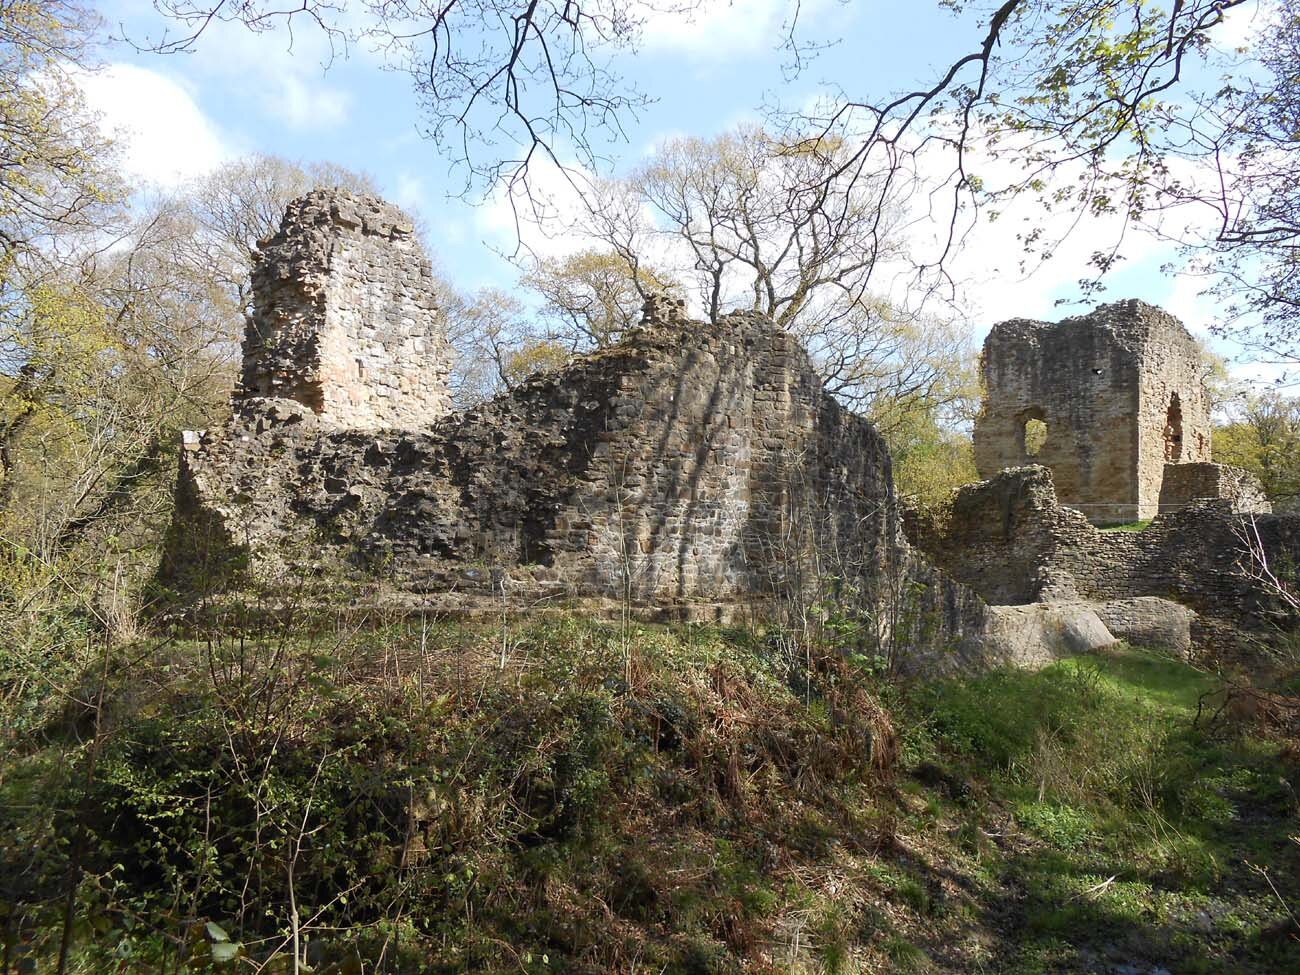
166,189 -> 1299,669
169,190 -> 910,622
239,191 -> 453,428
974,301 -> 1214,524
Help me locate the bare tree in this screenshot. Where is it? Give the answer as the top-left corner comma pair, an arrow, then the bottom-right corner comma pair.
170,154 -> 379,315
137,0 -> 702,199
626,126 -> 907,327
138,0 -> 1300,367
576,125 -> 975,413
437,284 -> 569,406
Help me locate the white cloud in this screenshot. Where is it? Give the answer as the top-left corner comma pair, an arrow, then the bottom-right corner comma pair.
75,63 -> 231,187
393,172 -> 430,215
275,73 -> 352,130
1214,0 -> 1272,52
865,120 -> 1244,344
1161,273 -> 1221,340
639,0 -> 828,59
475,161 -> 597,260
203,25 -> 354,132
118,9 -> 354,133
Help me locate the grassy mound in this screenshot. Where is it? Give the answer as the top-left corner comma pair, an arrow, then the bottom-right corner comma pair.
0,617 -> 1296,973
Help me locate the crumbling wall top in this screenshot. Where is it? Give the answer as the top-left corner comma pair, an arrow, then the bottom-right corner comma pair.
239,188 -> 452,430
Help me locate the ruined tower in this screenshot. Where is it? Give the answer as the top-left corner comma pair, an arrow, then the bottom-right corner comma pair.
238,189 -> 452,428
973,300 -> 1212,524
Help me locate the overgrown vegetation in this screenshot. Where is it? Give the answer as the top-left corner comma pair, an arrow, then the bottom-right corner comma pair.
2,612 -> 1295,974
1214,391 -> 1300,513
908,649 -> 1300,972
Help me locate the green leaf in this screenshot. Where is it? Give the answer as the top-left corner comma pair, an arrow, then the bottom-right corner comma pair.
205,921 -> 231,942
211,941 -> 241,963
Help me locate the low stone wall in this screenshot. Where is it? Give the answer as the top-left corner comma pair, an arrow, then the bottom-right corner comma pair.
904,466 -> 1300,631
1159,462 -> 1271,515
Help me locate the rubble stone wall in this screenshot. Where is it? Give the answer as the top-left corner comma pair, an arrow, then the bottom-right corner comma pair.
238,190 -> 452,428
173,299 -> 902,612
181,189 -> 1297,670
1159,462 -> 1272,515
904,466 -> 1300,630
973,301 -> 1211,524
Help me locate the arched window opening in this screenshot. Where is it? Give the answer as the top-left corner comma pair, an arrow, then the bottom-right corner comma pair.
1164,393 -> 1183,461
1019,409 -> 1048,458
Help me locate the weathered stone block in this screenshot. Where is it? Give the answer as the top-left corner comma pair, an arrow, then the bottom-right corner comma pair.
1094,596 -> 1195,657
1159,462 -> 1271,515
977,603 -> 1117,668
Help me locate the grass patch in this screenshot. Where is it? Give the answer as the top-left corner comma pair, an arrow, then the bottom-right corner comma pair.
1098,519 -> 1154,532
907,644 -> 1300,974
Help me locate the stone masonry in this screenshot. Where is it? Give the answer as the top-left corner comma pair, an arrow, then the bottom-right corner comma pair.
238,189 -> 452,428
169,189 -> 1298,669
904,465 -> 1300,637
974,301 -> 1212,524
1159,462 -> 1272,515
171,285 -> 903,615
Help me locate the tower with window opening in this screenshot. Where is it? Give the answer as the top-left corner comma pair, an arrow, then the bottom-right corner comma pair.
972,300 -> 1212,524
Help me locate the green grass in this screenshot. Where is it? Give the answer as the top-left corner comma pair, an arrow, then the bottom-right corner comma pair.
1098,519 -> 1154,532
907,645 -> 1300,974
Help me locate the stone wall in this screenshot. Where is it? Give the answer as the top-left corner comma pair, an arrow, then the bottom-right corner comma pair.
1159,462 -> 1272,515
905,466 -> 1300,631
973,301 -> 1211,524
185,188 -> 1282,670
172,298 -> 905,614
239,189 -> 452,428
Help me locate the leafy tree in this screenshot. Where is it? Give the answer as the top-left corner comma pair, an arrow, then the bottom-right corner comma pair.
779,1 -> 1300,363
1213,392 -> 1300,513
0,152 -> 376,607
0,1 -> 119,264
502,336 -> 571,386
522,247 -> 679,351
886,410 -> 979,509
0,226 -> 232,573
868,357 -> 981,507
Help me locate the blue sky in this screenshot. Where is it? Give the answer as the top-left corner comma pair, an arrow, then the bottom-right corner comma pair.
81,0 -> 1274,377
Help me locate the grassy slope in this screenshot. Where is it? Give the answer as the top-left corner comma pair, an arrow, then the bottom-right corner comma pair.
1,618 -> 1296,973
906,649 -> 1299,973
